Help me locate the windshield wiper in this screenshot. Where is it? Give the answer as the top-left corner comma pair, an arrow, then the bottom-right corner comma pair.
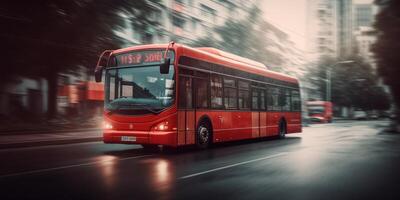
107,102 -> 164,115
129,103 -> 162,114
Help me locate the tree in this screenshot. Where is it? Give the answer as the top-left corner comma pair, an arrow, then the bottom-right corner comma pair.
0,0 -> 159,118
191,36 -> 219,49
191,6 -> 282,70
307,55 -> 390,111
373,0 -> 400,122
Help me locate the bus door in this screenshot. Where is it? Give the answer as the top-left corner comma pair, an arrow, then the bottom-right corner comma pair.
252,87 -> 267,138
178,75 -> 195,145
192,71 -> 209,133
259,89 -> 267,137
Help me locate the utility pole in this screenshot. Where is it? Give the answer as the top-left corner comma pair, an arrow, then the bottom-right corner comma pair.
326,69 -> 331,101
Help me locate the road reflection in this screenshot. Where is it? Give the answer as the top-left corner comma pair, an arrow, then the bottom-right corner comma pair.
156,160 -> 169,183
98,155 -> 118,188
141,157 -> 175,198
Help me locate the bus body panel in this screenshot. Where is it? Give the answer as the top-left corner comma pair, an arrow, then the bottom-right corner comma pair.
284,111 -> 302,133
266,112 -> 280,136
101,43 -> 302,147
103,110 -> 178,146
260,112 -> 268,137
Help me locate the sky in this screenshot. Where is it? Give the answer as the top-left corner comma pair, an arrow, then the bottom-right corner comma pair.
261,0 -> 374,51
261,0 -> 308,50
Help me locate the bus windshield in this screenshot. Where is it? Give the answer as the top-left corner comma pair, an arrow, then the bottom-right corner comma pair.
105,65 -> 175,114
308,105 -> 325,115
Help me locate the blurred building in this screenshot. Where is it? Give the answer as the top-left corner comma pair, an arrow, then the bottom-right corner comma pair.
0,77 -> 48,119
0,66 -> 103,120
354,26 -> 377,71
306,0 -> 354,60
116,0 -> 254,45
264,24 -> 308,77
353,3 -> 377,30
353,2 -> 378,72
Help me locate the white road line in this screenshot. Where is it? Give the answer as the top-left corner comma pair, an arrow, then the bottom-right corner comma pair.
0,154 -> 153,179
179,152 -> 288,179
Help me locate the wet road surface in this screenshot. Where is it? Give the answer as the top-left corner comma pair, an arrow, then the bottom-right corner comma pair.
1,120 -> 400,200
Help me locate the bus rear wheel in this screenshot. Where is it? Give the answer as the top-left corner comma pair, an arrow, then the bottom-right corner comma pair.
196,121 -> 211,149
278,121 -> 287,139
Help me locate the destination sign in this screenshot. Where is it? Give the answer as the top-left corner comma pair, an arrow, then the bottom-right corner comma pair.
116,50 -> 174,66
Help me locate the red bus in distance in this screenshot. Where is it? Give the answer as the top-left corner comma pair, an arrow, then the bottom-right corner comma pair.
95,43 -> 302,149
307,101 -> 333,123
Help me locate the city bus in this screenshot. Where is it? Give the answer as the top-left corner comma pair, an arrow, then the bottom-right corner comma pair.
94,42 -> 302,149
306,101 -> 333,123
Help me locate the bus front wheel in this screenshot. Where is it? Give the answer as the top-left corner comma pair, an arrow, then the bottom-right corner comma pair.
196,121 -> 211,149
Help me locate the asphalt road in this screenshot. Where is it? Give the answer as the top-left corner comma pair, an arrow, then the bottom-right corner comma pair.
1,120 -> 400,200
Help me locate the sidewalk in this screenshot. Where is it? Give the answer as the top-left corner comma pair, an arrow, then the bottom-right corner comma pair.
0,129 -> 102,149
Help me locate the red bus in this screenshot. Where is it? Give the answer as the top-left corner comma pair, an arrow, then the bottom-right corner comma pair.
94,43 -> 302,149
306,101 -> 333,123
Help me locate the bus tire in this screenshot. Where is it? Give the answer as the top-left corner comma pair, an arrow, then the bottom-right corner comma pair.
278,120 -> 287,139
196,120 -> 212,149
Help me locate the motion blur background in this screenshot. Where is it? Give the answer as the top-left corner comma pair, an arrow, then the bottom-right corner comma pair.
0,0 -> 399,132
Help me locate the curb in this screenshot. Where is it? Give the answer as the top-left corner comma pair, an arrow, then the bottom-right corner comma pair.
0,137 -> 103,149
0,128 -> 101,136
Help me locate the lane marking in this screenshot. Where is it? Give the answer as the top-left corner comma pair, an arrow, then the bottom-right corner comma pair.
0,154 -> 153,179
179,152 -> 288,179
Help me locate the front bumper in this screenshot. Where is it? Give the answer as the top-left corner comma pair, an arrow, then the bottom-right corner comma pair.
103,130 -> 177,147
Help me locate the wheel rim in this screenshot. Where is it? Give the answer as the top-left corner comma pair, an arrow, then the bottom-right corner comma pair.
198,126 -> 209,144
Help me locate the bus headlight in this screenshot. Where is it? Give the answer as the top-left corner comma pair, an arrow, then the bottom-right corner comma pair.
104,121 -> 113,129
154,121 -> 168,131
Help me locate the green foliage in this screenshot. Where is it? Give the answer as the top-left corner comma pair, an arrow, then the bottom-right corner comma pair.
191,6 -> 282,70
308,55 -> 390,111
373,0 -> 400,118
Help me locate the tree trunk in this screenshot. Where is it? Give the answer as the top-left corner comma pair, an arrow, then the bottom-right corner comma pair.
47,72 -> 58,119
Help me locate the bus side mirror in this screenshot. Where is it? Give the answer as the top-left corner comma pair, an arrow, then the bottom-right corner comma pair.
94,50 -> 113,83
160,58 -> 170,74
95,65 -> 104,82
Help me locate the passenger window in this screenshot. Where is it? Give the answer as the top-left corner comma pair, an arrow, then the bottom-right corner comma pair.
224,77 -> 237,109
238,81 -> 249,109
211,74 -> 223,108
268,87 -> 280,111
195,78 -> 209,108
260,89 -> 266,110
281,89 -> 291,111
252,90 -> 259,110
178,76 -> 192,109
291,90 -> 301,111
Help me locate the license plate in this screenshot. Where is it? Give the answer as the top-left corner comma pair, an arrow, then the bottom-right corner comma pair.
121,136 -> 136,142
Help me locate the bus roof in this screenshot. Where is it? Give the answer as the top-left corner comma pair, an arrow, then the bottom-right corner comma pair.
112,43 -> 298,84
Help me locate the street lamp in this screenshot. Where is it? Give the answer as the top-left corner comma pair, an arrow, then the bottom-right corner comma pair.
326,60 -> 354,102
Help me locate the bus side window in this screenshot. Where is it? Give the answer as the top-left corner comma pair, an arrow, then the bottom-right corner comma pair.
238,81 -> 250,109
291,90 -> 301,111
210,74 -> 223,108
259,89 -> 266,110
251,88 -> 259,110
195,78 -> 209,109
280,89 -> 291,111
178,76 -> 192,109
223,77 -> 237,109
268,87 -> 280,111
